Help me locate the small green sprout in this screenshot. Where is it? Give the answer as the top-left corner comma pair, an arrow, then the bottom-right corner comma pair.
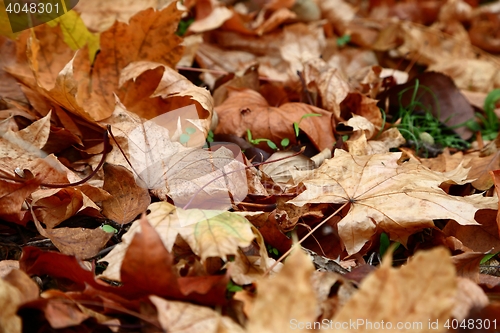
101,224 -> 118,234
227,280 -> 243,293
336,34 -> 351,47
379,232 -> 400,258
267,244 -> 279,256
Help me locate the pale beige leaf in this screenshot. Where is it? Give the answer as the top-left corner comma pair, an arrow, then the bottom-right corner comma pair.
100,202 -> 255,281
189,6 -> 233,33
150,296 -> 245,333
330,247 -> 456,333
0,111 -> 51,166
303,58 -> 350,119
104,103 -> 247,210
289,150 -> 498,255
246,248 -> 317,333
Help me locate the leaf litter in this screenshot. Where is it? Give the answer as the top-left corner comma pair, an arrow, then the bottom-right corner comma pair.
1,0 -> 500,331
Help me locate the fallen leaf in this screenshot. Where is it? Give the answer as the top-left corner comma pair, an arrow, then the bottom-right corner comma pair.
75,0 -> 166,32
452,277 -> 489,321
151,296 -> 245,333
303,58 -> 350,119
289,150 -> 498,255
0,111 -> 51,167
118,61 -> 214,125
0,269 -> 39,333
100,202 -> 255,280
442,220 -> 500,253
101,163 -> 150,224
467,150 -> 500,190
105,102 -> 247,210
215,88 -> 335,152
330,247 -> 456,333
117,214 -> 230,304
246,248 -> 317,333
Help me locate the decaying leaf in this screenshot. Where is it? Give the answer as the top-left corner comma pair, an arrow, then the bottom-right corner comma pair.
100,202 -> 255,281
105,102 -> 247,210
330,247 -> 456,333
246,247 -> 317,333
289,150 -> 498,255
101,163 -> 150,224
214,88 -> 335,152
151,296 -> 245,333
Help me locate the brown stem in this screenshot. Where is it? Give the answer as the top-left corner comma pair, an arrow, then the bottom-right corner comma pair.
263,202 -> 348,277
0,129 -> 111,188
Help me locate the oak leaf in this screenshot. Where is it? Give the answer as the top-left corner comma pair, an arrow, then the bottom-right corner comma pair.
289,150 -> 498,255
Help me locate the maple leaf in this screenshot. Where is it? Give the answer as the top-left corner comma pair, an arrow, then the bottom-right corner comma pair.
215,88 -> 335,152
246,247 -> 317,333
99,202 -> 256,281
151,296 -> 245,333
330,247 -> 456,333
104,102 -> 247,210
289,150 -> 498,255
0,269 -> 39,333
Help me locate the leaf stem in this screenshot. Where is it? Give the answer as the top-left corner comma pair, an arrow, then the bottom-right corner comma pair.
262,202 -> 348,277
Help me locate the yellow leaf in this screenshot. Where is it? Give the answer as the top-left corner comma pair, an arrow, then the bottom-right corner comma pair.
47,10 -> 100,62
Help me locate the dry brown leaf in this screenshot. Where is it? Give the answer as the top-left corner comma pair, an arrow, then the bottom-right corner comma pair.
452,277 -> 489,321
343,115 -> 405,155
189,6 -> 233,33
261,150 -> 315,184
27,24 -> 75,92
0,261 -> 19,279
318,0 -> 357,32
119,61 -> 214,125
330,247 -> 456,333
40,227 -> 113,260
246,248 -> 317,333
151,296 -> 245,333
289,150 -> 498,255
280,23 -> 325,82
100,202 -> 256,281
0,270 -> 39,331
467,150 -> 500,190
0,112 -> 51,167
214,88 -> 335,152
101,163 -> 150,224
75,0 -> 170,32
303,58 -> 350,119
443,220 -> 500,253
104,103 -> 245,210
420,148 -> 472,173
0,36 -> 27,104
31,188 -> 84,228
70,2 -> 184,120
